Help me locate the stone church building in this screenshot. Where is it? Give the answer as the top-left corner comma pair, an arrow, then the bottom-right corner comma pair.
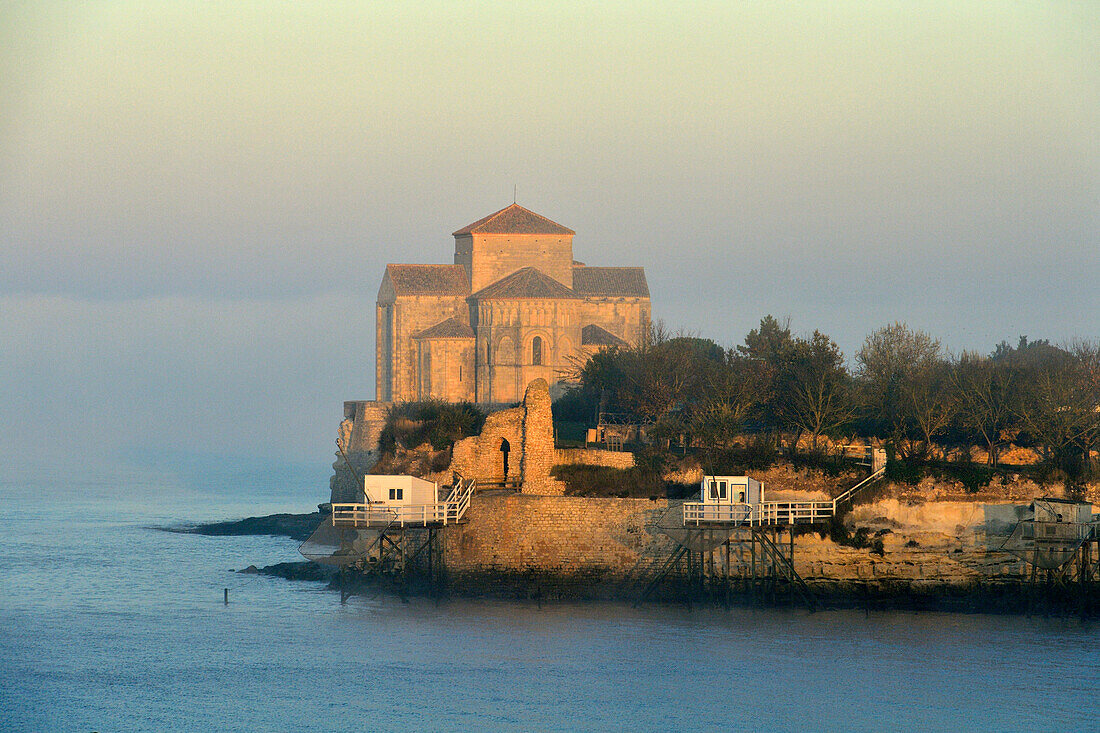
376,204 -> 651,406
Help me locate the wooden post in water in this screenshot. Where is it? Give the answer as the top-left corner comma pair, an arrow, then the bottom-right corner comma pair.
223,588 -> 228,605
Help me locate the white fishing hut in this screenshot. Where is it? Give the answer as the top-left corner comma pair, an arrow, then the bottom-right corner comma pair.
362,475 -> 441,507
701,475 -> 764,505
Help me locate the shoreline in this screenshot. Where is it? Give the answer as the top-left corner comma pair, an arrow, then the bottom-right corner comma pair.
246,559 -> 1098,618
184,512 -> 1100,618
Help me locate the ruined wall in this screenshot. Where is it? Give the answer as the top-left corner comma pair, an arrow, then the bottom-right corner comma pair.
553,448 -> 635,469
519,379 -> 559,494
450,407 -> 523,482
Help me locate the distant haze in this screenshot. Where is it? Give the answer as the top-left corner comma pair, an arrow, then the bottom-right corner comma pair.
1,3 -> 1097,477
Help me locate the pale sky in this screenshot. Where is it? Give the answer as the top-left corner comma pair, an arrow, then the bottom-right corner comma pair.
1,2 -> 1097,477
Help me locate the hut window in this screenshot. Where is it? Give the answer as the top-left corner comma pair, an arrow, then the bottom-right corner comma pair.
388,488 -> 403,501
532,336 -> 543,366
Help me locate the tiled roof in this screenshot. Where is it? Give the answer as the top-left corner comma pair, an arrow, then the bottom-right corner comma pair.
413,316 -> 475,340
453,204 -> 575,236
386,264 -> 469,296
582,324 -> 629,347
472,267 -> 581,300
572,267 -> 650,298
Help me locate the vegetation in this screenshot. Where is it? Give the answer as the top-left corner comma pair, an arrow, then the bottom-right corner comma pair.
556,320 -> 1100,485
379,400 -> 486,452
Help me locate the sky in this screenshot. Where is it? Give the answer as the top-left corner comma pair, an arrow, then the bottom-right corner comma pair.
1,2 -> 1097,479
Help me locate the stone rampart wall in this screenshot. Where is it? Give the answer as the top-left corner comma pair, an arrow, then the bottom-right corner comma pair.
440,494 -> 1065,591
443,494 -> 671,578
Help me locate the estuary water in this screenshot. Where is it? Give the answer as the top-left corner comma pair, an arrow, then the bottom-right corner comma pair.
2,463 -> 1098,732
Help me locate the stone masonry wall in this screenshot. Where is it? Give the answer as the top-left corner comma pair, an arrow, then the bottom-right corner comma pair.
443,493 -> 672,580
438,493 -> 1086,597
450,407 -> 523,482
519,379 -> 558,494
553,448 -> 635,469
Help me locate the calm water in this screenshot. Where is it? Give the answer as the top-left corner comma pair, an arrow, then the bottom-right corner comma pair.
2,465 -> 1097,732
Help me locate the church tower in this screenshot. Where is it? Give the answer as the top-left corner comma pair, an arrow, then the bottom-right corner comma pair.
452,204 -> 576,292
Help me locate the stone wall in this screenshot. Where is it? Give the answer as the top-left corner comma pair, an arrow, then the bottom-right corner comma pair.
435,493 -> 1091,600
553,448 -> 635,469
378,294 -> 470,402
330,400 -> 391,503
519,379 -> 558,494
443,493 -> 672,581
450,406 -> 523,482
416,337 -> 475,402
462,232 -> 575,292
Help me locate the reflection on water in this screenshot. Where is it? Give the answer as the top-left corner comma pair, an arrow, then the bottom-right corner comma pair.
1,468 -> 1097,732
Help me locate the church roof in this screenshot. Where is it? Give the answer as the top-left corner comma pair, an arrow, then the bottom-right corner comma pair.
385,264 -> 470,296
413,316 -> 475,340
453,204 -> 575,236
472,267 -> 581,300
572,267 -> 650,298
582,324 -> 629,347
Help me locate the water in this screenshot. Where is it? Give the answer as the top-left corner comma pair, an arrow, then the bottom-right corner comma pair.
2,464 -> 1098,732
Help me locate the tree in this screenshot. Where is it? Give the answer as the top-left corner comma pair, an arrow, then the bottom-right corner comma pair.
688,352 -> 771,448
950,352 -> 1017,466
1014,341 -> 1100,478
856,323 -> 951,458
779,331 -> 855,452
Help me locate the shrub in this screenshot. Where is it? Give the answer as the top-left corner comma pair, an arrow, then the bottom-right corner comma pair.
379,400 -> 486,452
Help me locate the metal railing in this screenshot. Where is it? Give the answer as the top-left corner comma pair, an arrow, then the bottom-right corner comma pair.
831,466 -> 886,510
331,477 -> 476,528
683,500 -> 835,527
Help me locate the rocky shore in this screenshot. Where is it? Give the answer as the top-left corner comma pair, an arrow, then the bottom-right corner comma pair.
176,512 -> 323,542
184,494 -> 1098,617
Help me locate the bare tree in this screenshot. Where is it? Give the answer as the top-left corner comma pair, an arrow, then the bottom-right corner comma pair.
951,352 -> 1016,466
856,323 -> 947,458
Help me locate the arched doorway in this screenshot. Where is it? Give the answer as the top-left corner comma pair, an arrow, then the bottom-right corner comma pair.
500,437 -> 510,478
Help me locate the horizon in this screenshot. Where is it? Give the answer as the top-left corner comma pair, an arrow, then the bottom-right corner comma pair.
2,2 -> 1097,476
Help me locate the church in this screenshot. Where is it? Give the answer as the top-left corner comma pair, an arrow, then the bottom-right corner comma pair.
376,203 -> 651,405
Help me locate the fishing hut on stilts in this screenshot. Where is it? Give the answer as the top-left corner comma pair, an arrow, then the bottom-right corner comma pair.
631,448 -> 886,610
980,498 -> 1100,615
300,471 -> 476,600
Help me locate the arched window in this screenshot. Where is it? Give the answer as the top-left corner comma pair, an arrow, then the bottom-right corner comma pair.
531,336 -> 543,366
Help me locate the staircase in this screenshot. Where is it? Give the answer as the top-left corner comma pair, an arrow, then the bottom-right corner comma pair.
832,466 -> 886,511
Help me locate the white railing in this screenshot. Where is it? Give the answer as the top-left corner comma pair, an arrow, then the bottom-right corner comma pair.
331,477 -> 476,528
683,500 -> 835,527
831,466 -> 886,509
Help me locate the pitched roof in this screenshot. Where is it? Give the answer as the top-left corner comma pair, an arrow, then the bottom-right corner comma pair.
386,264 -> 469,296
472,267 -> 581,300
572,267 -> 650,298
413,316 -> 475,340
582,324 -> 629,347
453,204 -> 575,236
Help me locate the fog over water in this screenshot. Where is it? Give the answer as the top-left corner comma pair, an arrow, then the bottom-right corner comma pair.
1,3 -> 1097,474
